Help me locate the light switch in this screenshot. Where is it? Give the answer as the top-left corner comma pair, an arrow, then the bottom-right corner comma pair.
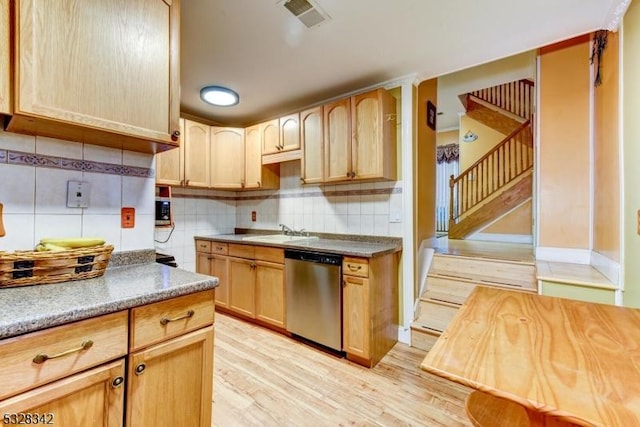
67,181 -> 91,208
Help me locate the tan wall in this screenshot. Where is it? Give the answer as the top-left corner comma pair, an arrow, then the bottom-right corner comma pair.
459,115 -> 505,171
538,36 -> 591,249
415,79 -> 437,295
483,200 -> 532,235
593,31 -> 620,263
436,129 -> 458,146
623,2 -> 640,307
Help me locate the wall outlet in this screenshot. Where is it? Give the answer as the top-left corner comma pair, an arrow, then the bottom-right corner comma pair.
121,207 -> 135,228
252,211 -> 256,222
389,211 -> 402,223
67,181 -> 91,208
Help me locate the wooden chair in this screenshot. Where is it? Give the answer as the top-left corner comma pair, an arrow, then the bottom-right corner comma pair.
465,390 -> 530,427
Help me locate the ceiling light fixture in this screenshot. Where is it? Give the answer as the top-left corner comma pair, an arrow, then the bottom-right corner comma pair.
200,86 -> 239,107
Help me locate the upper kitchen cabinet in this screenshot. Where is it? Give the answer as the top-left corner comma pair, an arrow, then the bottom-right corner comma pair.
324,88 -> 397,183
5,0 -> 181,153
245,124 -> 279,190
262,114 -> 302,165
351,88 -> 397,181
0,0 -> 9,115
260,119 -> 280,155
324,98 -> 352,182
300,106 -> 324,184
183,120 -> 211,187
156,118 -> 185,186
210,127 -> 245,189
279,113 -> 301,152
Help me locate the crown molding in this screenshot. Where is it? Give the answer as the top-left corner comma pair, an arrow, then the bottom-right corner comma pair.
605,0 -> 632,31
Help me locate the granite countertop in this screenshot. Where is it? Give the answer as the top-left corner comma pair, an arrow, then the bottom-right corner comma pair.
0,262 -> 218,340
195,233 -> 402,258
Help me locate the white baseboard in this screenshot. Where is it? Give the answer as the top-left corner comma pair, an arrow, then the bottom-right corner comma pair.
467,233 -> 533,244
398,325 -> 411,345
535,247 -> 591,264
591,250 -> 620,286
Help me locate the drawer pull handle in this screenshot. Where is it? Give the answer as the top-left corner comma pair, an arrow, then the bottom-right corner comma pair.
33,340 -> 94,364
216,246 -> 224,251
160,309 -> 195,325
347,264 -> 362,271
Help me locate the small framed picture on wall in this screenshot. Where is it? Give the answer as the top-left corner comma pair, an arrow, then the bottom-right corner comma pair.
427,101 -> 436,130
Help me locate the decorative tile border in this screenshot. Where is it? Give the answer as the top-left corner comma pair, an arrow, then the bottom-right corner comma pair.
0,149 -> 154,178
172,186 -> 402,201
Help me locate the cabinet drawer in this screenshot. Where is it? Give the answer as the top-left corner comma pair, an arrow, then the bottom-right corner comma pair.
229,243 -> 255,259
211,242 -> 229,255
255,246 -> 284,264
130,290 -> 215,351
195,240 -> 212,253
343,257 -> 369,278
0,311 -> 128,400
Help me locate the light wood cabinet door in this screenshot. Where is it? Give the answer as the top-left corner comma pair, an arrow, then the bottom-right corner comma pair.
300,106 -> 324,184
156,118 -> 185,186
0,359 -> 125,427
352,88 -> 397,181
183,120 -> 210,187
343,275 -> 370,360
228,257 -> 256,318
127,327 -> 213,427
280,113 -> 300,152
211,255 -> 230,309
260,119 -> 281,155
9,0 -> 180,150
195,250 -> 211,276
211,127 -> 245,189
244,124 -> 262,189
324,98 -> 352,182
0,0 -> 9,114
255,261 -> 285,328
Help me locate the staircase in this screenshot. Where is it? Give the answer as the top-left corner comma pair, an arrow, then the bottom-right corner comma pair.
411,250 -> 537,351
449,79 -> 534,240
411,79 -> 537,351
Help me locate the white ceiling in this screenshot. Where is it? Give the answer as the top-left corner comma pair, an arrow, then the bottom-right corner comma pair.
180,0 -> 625,127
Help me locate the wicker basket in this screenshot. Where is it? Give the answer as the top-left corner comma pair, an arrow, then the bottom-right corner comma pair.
0,245 -> 114,288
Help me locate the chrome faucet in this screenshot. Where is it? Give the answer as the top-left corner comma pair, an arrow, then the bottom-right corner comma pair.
279,223 -> 294,235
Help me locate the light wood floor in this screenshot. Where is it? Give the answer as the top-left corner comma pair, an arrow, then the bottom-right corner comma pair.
213,313 -> 472,426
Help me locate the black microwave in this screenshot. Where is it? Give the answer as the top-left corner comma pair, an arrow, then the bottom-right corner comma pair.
155,197 -> 172,226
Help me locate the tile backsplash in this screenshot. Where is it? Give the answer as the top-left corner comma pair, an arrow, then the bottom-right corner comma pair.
0,129 -> 155,252
156,161 -> 403,272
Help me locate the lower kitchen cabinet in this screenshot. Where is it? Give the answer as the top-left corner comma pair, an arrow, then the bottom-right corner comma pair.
255,261 -> 285,328
228,257 -> 257,317
197,242 -> 286,330
0,290 -> 215,427
126,327 -> 213,427
0,359 -> 125,427
342,254 -> 398,368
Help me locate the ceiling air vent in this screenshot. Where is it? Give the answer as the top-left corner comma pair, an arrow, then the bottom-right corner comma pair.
281,0 -> 330,29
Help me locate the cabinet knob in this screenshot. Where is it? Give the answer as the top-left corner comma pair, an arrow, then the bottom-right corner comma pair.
300,177 -> 306,184
135,363 -> 146,376
171,130 -> 181,141
112,376 -> 124,388
257,181 -> 261,187
350,171 -> 356,178
185,179 -> 190,186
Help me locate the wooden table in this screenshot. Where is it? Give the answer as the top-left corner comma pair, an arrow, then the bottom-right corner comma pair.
421,286 -> 640,426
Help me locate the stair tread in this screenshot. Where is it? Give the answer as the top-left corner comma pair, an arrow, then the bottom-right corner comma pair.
429,270 -> 537,290
433,251 -> 535,266
419,293 -> 463,307
411,322 -> 444,335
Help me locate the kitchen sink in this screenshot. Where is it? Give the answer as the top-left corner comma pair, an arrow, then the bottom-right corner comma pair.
242,234 -> 319,244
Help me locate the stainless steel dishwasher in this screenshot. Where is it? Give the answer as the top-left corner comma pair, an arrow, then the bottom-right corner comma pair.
285,249 -> 343,353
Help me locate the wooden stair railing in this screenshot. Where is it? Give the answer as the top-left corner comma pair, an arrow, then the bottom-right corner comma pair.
449,120 -> 533,228
470,79 -> 534,120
